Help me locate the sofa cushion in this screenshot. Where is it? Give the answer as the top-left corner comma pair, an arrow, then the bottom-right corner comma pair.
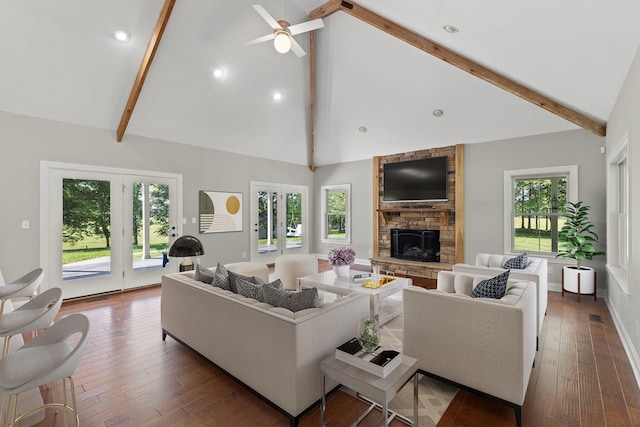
195,264 -> 215,284
503,252 -> 529,270
471,270 -> 510,299
236,277 -> 284,302
263,286 -> 319,312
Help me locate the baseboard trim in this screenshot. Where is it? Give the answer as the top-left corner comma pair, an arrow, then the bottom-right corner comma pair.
605,302 -> 640,390
548,281 -> 608,300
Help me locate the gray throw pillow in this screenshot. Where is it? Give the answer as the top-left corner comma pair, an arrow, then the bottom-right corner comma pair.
263,286 -> 319,313
471,270 -> 510,299
212,272 -> 232,291
210,263 -> 231,291
194,263 -> 215,284
503,252 -> 529,270
236,278 -> 284,302
227,270 -> 260,294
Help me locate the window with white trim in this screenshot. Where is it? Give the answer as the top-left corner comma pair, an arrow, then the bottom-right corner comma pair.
616,157 -> 629,271
504,166 -> 578,254
321,184 -> 351,243
608,136 -> 629,280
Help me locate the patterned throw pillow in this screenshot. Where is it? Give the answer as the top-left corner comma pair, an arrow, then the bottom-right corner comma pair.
210,263 -> 232,291
262,286 -> 319,313
471,270 -> 510,299
503,252 -> 529,270
227,271 -> 260,294
212,272 -> 232,291
194,263 -> 215,284
236,278 -> 284,302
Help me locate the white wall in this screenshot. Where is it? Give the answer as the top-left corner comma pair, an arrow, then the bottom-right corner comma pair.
605,44 -> 640,382
312,159 -> 373,263
464,129 -> 607,292
0,111 -> 313,282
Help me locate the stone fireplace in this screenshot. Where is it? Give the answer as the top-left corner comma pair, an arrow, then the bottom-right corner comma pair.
371,145 -> 463,281
391,229 -> 440,262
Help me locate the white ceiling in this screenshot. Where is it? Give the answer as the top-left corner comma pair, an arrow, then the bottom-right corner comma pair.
1,0 -> 639,166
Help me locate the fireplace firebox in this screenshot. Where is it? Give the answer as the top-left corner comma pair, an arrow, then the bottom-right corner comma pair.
391,229 -> 440,262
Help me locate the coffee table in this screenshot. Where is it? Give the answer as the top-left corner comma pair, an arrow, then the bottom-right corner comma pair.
299,271 -> 411,325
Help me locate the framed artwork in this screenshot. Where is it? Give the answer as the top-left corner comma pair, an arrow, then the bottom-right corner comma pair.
199,191 -> 243,233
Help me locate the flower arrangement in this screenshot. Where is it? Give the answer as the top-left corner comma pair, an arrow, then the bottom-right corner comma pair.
327,246 -> 356,266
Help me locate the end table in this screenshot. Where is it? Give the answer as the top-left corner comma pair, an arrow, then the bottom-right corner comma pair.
320,353 -> 419,427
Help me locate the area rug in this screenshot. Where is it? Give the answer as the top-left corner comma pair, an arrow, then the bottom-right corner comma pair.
382,314 -> 458,426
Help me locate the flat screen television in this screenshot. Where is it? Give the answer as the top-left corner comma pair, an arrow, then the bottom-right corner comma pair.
383,156 -> 448,202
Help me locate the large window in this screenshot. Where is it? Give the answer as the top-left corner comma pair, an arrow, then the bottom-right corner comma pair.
504,166 -> 578,254
616,157 -> 629,271
607,136 -> 629,293
321,184 -> 351,243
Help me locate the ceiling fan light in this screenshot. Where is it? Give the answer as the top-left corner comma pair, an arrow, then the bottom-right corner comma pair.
273,30 -> 291,54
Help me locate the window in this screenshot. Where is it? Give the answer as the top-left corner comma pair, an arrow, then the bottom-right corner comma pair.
321,184 -> 351,243
504,166 -> 578,254
607,135 -> 629,292
616,157 -> 629,271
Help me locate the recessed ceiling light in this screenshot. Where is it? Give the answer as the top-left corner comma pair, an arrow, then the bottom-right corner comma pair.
114,30 -> 130,43
273,92 -> 282,101
443,25 -> 459,34
433,109 -> 444,117
358,126 -> 367,133
212,68 -> 224,78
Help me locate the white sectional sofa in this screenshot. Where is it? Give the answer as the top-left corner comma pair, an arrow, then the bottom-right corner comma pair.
402,271 -> 537,427
161,268 -> 369,427
452,253 -> 548,344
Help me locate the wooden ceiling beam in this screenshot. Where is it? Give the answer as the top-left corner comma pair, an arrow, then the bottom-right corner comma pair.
333,0 -> 606,137
116,0 -> 176,142
309,0 -> 342,20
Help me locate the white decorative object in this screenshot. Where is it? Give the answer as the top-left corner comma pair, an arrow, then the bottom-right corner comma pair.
562,266 -> 595,295
333,264 -> 350,277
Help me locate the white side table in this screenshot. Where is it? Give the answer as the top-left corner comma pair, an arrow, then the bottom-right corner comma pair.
320,354 -> 419,427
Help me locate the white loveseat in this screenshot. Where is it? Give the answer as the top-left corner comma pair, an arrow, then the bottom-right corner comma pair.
161,268 -> 369,427
452,253 -> 548,342
402,271 -> 537,427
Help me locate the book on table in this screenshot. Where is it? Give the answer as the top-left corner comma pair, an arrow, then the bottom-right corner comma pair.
335,337 -> 401,377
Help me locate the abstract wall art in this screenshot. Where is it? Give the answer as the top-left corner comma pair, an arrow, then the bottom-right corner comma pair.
199,191 -> 243,233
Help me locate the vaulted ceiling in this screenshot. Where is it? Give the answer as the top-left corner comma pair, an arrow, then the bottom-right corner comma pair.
1,0 -> 639,167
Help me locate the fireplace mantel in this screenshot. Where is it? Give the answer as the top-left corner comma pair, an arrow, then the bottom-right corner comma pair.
377,207 -> 449,225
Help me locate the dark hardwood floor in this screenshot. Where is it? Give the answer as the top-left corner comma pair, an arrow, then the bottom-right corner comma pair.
31,262 -> 640,426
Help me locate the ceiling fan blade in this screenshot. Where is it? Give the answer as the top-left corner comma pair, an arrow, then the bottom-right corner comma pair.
289,37 -> 306,57
252,4 -> 280,30
246,33 -> 275,46
288,18 -> 324,36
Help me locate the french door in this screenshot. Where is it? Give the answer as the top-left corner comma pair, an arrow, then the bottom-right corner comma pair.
41,163 -> 182,299
250,182 -> 308,264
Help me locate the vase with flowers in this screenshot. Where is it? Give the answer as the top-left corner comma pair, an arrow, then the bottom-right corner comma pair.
328,246 -> 356,277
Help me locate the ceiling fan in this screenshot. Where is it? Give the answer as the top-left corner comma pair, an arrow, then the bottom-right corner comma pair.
246,4 -> 324,57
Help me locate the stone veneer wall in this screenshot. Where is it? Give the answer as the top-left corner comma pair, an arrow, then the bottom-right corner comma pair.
377,146 -> 457,272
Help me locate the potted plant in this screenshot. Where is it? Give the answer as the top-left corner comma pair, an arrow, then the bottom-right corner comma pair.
328,246 -> 356,277
556,201 -> 605,296
357,318 -> 380,353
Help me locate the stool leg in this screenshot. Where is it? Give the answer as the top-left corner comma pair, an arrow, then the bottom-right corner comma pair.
2,335 -> 12,356
7,394 -> 18,427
